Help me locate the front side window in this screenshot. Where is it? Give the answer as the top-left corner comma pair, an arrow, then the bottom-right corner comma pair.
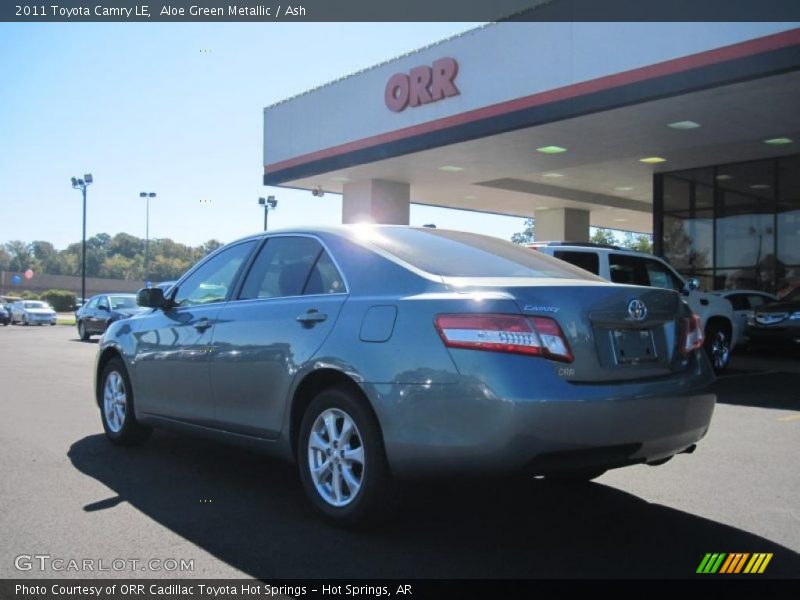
173,241 -> 256,307
240,236 -> 343,300
97,297 -> 110,310
609,254 -> 683,291
643,259 -> 684,291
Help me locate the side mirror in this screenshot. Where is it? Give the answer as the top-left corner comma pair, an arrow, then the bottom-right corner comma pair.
137,287 -> 167,309
686,277 -> 700,292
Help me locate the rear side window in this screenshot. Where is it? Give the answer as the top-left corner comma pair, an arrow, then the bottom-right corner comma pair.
362,228 -> 600,280
240,236 -> 344,299
304,251 -> 346,295
553,251 -> 600,275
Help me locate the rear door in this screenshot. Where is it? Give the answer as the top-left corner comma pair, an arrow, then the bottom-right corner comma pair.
209,235 -> 348,438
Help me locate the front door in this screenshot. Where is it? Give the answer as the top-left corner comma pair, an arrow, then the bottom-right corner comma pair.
132,240 -> 257,425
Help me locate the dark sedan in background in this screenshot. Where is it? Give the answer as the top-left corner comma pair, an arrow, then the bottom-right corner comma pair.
0,304 -> 9,326
748,286 -> 800,349
95,226 -> 715,525
77,293 -> 146,341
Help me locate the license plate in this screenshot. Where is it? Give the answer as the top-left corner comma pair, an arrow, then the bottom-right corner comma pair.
611,329 -> 657,364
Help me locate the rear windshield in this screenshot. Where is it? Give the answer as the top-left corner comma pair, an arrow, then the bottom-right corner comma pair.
364,228 -> 602,280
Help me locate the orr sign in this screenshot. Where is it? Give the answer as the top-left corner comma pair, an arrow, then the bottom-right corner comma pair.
384,58 -> 460,113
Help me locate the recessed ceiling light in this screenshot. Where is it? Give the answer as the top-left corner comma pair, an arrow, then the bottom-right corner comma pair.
463,195 -> 477,200
438,165 -> 464,172
763,137 -> 793,145
614,186 -> 635,192
715,174 -> 733,180
750,184 -> 771,190
667,120 -> 701,130
537,207 -> 550,210
536,146 -> 567,154
541,172 -> 564,178
614,218 -> 628,222
330,176 -> 351,182
639,156 -> 667,164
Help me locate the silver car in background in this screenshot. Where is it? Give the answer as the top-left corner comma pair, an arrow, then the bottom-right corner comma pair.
11,300 -> 57,326
95,226 -> 716,525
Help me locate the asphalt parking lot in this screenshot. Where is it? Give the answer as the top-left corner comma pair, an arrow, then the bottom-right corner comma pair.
0,325 -> 798,579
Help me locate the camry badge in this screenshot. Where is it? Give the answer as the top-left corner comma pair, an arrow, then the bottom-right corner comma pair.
627,299 -> 648,321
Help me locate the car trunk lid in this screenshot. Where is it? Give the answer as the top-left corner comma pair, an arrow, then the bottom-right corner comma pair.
443,277 -> 689,383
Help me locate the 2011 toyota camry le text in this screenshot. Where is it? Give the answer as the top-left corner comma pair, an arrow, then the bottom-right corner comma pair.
94,226 -> 716,525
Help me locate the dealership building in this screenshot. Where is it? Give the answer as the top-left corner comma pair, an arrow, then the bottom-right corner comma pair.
264,22 -> 800,293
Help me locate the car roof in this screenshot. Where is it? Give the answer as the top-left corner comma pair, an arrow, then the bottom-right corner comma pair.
529,242 -> 656,259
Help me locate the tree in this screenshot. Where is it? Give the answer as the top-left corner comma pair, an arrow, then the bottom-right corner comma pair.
0,232 -> 226,282
590,228 -> 617,246
30,241 -> 60,273
109,233 -> 144,260
4,241 -> 33,272
0,247 -> 11,272
621,232 -> 653,254
510,218 -> 535,245
201,239 -> 223,256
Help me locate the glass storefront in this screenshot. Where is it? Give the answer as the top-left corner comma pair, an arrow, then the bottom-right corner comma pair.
655,154 -> 800,295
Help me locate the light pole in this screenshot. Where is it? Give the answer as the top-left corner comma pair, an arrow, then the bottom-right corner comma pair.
71,174 -> 93,305
258,196 -> 278,231
140,192 -> 156,286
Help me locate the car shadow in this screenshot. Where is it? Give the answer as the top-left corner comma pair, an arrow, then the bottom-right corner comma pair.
712,371 -> 800,411
69,338 -> 99,344
68,433 -> 799,578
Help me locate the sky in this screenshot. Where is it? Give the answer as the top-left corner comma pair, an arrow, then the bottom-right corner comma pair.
0,23 -> 528,250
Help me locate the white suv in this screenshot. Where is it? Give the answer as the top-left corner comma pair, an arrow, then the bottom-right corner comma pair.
530,243 -> 738,372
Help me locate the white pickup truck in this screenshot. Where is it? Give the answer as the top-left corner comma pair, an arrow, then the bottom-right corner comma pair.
530,242 -> 739,372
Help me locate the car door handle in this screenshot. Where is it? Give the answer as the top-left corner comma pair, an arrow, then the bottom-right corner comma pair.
296,310 -> 327,325
193,318 -> 211,332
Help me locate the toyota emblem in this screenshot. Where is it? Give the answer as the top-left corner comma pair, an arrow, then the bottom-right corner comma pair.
627,299 -> 648,321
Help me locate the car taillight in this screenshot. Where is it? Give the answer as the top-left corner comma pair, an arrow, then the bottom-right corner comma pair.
680,314 -> 704,355
434,314 -> 573,362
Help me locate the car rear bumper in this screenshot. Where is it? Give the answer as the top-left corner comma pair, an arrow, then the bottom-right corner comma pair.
367,352 -> 715,477
23,315 -> 57,324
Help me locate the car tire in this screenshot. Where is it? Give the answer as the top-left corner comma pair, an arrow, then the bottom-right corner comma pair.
546,468 -> 607,483
99,357 -> 151,446
297,386 -> 398,526
77,320 -> 90,341
704,321 -> 731,373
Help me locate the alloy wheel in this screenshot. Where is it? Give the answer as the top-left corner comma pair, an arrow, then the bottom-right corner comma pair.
307,408 -> 365,507
103,371 -> 127,433
711,330 -> 730,369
